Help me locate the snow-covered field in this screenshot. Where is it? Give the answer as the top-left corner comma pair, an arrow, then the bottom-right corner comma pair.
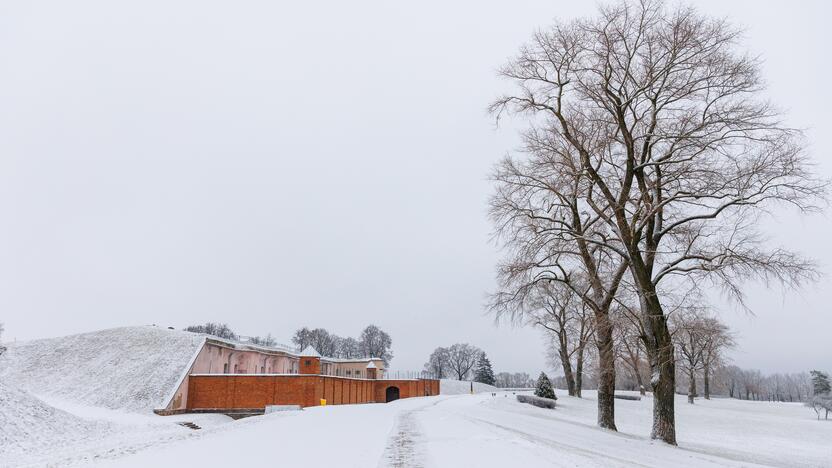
1,328 -> 829,467
3,389 -> 830,467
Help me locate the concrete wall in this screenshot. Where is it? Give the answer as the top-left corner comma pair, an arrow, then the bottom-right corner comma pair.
186,375 -> 440,409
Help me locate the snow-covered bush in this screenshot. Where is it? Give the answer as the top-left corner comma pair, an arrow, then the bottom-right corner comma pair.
517,394 -> 556,409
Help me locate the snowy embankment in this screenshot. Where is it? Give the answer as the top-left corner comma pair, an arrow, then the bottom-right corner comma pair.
0,326 -> 204,412
0,382 -> 110,463
439,379 -> 498,395
0,380 -> 233,467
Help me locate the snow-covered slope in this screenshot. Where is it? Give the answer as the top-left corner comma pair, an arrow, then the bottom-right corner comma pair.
0,381 -> 110,462
439,379 -> 498,395
0,326 -> 204,412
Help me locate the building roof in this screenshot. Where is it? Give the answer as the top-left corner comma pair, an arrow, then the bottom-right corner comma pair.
366,361 -> 377,369
299,346 -> 321,357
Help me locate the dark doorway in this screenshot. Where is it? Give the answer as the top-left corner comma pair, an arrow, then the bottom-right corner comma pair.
385,386 -> 400,403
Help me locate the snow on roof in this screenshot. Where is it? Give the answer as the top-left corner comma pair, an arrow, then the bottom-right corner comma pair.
0,326 -> 204,412
366,361 -> 377,369
299,346 -> 321,357
320,356 -> 383,364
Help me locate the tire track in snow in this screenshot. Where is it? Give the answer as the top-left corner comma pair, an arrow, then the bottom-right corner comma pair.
460,415 -> 656,468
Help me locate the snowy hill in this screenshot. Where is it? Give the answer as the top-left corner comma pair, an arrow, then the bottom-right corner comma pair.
0,326 -> 204,412
0,381 -> 110,462
439,379 -> 499,395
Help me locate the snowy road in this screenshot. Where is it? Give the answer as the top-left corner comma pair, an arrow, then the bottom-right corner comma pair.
86,391 -> 831,468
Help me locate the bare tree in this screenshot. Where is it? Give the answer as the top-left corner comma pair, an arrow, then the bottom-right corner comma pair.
0,322 -> 6,357
672,310 -> 708,404
334,336 -> 362,359
491,0 -> 825,443
613,305 -> 648,395
291,327 -> 314,351
700,319 -> 735,400
358,325 -> 393,365
291,327 -> 338,356
672,310 -> 734,403
424,347 -> 451,379
446,343 -> 482,380
493,282 -> 592,397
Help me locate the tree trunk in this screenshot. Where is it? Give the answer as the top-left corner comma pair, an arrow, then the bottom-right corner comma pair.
703,366 -> 710,400
575,347 -> 584,398
688,368 -> 696,404
594,312 -> 617,431
636,276 -> 676,445
559,340 -> 577,397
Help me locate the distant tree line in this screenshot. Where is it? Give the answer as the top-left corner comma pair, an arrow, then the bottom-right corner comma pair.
291,325 -> 393,365
183,322 -> 394,365
184,322 -> 238,340
495,372 -> 534,389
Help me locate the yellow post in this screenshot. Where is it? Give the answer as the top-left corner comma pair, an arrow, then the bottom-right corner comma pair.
320,398 -> 327,406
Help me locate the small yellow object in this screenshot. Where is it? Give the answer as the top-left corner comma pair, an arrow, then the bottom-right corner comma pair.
320,399 -> 327,406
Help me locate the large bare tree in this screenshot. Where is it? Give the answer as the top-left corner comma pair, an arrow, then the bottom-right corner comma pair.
490,0 -> 825,444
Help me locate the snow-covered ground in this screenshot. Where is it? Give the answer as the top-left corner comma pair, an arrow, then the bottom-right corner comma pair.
1,328 -> 828,467
0,381 -> 234,467
0,326 -> 203,411
438,379 -> 498,395
3,389 -> 827,467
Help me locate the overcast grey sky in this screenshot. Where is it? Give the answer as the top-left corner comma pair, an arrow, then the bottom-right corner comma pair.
0,1 -> 829,376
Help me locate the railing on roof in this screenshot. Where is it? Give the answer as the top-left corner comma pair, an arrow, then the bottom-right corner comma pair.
379,370 -> 439,380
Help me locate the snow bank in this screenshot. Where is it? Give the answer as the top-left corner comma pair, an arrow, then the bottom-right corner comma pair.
439,379 -> 498,395
0,381 -> 110,462
0,326 -> 204,412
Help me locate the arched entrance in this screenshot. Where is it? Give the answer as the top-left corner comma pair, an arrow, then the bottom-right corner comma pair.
385,386 -> 400,403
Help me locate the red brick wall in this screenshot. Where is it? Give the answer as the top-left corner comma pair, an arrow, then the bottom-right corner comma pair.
187,375 -> 439,410
299,357 -> 321,375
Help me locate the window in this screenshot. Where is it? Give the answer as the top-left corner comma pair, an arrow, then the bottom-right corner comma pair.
261,366 -> 265,373
223,363 -> 228,374
305,359 -> 312,366
346,370 -> 352,376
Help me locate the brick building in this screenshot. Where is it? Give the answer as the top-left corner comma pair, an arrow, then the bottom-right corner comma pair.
157,337 -> 439,414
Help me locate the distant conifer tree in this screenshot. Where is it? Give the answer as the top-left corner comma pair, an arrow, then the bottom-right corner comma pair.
535,372 -> 556,399
474,352 -> 496,386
